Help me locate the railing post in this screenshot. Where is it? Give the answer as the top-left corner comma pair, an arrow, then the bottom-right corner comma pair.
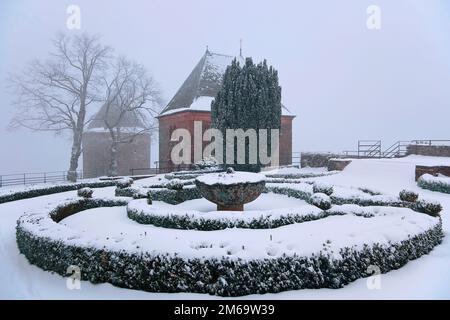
44,172 -> 46,183
0,175 -> 2,188
23,173 -> 26,185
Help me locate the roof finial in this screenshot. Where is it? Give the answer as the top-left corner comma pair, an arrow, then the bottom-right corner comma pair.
239,39 -> 243,58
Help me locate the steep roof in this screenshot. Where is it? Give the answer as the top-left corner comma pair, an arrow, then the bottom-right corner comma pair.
159,49 -> 295,117
160,50 -> 242,115
88,102 -> 146,130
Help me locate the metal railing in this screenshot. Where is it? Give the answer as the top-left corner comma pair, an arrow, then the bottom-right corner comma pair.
382,141 -> 410,158
130,161 -> 193,176
292,152 -> 301,166
0,170 -> 83,188
409,139 -> 450,146
343,139 -> 450,159
343,140 -> 381,158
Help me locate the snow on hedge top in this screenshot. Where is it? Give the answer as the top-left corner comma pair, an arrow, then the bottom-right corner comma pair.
18,196 -> 440,261
196,170 -> 265,185
419,173 -> 450,184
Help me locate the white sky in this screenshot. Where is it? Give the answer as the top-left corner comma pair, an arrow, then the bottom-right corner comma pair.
0,0 -> 449,173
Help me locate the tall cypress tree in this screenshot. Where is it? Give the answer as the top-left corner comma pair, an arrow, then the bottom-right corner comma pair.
211,57 -> 282,172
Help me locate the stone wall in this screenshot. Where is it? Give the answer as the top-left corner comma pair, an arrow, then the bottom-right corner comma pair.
407,145 -> 450,157
415,165 -> 450,181
327,159 -> 352,171
279,116 -> 294,167
83,132 -> 151,178
300,152 -> 342,168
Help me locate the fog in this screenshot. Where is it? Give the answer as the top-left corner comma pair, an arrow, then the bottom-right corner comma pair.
1,0 -> 449,173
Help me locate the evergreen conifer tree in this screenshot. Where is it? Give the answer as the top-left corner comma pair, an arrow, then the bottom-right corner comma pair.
212,58 -> 281,171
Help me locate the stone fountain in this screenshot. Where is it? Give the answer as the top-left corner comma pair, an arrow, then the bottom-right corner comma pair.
194,167 -> 266,211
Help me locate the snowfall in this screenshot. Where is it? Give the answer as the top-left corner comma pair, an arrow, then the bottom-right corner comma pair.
1,155 -> 450,299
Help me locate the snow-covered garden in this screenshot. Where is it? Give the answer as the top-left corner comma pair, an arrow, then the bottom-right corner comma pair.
1,155 -> 450,299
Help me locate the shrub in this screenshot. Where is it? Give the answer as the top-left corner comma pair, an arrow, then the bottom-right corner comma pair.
266,181 -> 444,214
17,207 -> 443,297
358,187 -> 382,196
265,171 -> 338,179
116,177 -> 134,189
127,199 -> 334,230
418,174 -> 450,194
309,193 -> 332,210
77,187 -> 93,198
132,192 -> 144,199
194,156 -> 219,170
313,182 -> 334,196
115,185 -> 202,204
399,190 -> 418,202
0,180 -> 117,204
415,199 -> 442,217
146,191 -> 153,205
165,179 -> 184,191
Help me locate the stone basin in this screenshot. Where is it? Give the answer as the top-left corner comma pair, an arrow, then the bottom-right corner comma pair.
194,168 -> 266,211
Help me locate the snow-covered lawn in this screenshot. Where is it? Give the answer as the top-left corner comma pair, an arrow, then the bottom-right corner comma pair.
1,155 -> 450,299
263,166 -> 328,175
59,203 -> 437,260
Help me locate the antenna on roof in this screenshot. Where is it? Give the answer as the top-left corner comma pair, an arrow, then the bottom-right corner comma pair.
239,39 -> 243,58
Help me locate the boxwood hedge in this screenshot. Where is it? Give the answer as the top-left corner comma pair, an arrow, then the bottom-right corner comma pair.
0,180 -> 117,204
418,174 -> 450,194
17,203 -> 443,296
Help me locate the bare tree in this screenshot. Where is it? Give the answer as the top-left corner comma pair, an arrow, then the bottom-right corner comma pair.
9,33 -> 111,181
100,57 -> 162,176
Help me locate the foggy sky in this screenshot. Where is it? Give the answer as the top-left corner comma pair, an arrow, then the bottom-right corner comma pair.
1,0 -> 449,173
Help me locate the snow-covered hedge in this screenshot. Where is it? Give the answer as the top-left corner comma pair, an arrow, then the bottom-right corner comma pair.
309,193 -> 332,210
116,177 -> 134,189
77,187 -> 93,198
194,156 -> 220,170
418,174 -> 450,194
164,169 -> 223,181
265,183 -> 442,216
127,199 -> 334,230
399,190 -> 419,202
312,182 -> 334,196
414,199 -> 443,217
265,183 -> 312,201
115,185 -> 201,204
165,179 -> 185,190
264,177 -> 307,184
16,197 -> 443,297
264,171 -> 338,179
0,180 -> 117,204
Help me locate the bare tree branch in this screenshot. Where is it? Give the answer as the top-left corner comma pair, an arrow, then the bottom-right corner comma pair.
8,33 -> 112,181
98,57 -> 163,176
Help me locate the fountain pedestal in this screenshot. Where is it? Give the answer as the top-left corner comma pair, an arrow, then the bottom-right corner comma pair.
217,204 -> 244,211
194,168 -> 266,211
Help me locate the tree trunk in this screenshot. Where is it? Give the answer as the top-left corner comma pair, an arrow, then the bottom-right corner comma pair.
67,129 -> 83,182
67,90 -> 87,182
108,139 -> 119,177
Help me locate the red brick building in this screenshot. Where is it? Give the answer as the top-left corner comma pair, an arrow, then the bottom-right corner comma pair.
158,50 -> 295,171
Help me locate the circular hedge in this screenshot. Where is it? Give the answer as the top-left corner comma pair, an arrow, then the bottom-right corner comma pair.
14,173 -> 446,297
127,198 -> 333,230
16,194 -> 443,296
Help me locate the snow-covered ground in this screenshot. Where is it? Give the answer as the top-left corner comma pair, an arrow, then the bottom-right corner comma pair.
263,166 -> 328,175
1,155 -> 450,299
